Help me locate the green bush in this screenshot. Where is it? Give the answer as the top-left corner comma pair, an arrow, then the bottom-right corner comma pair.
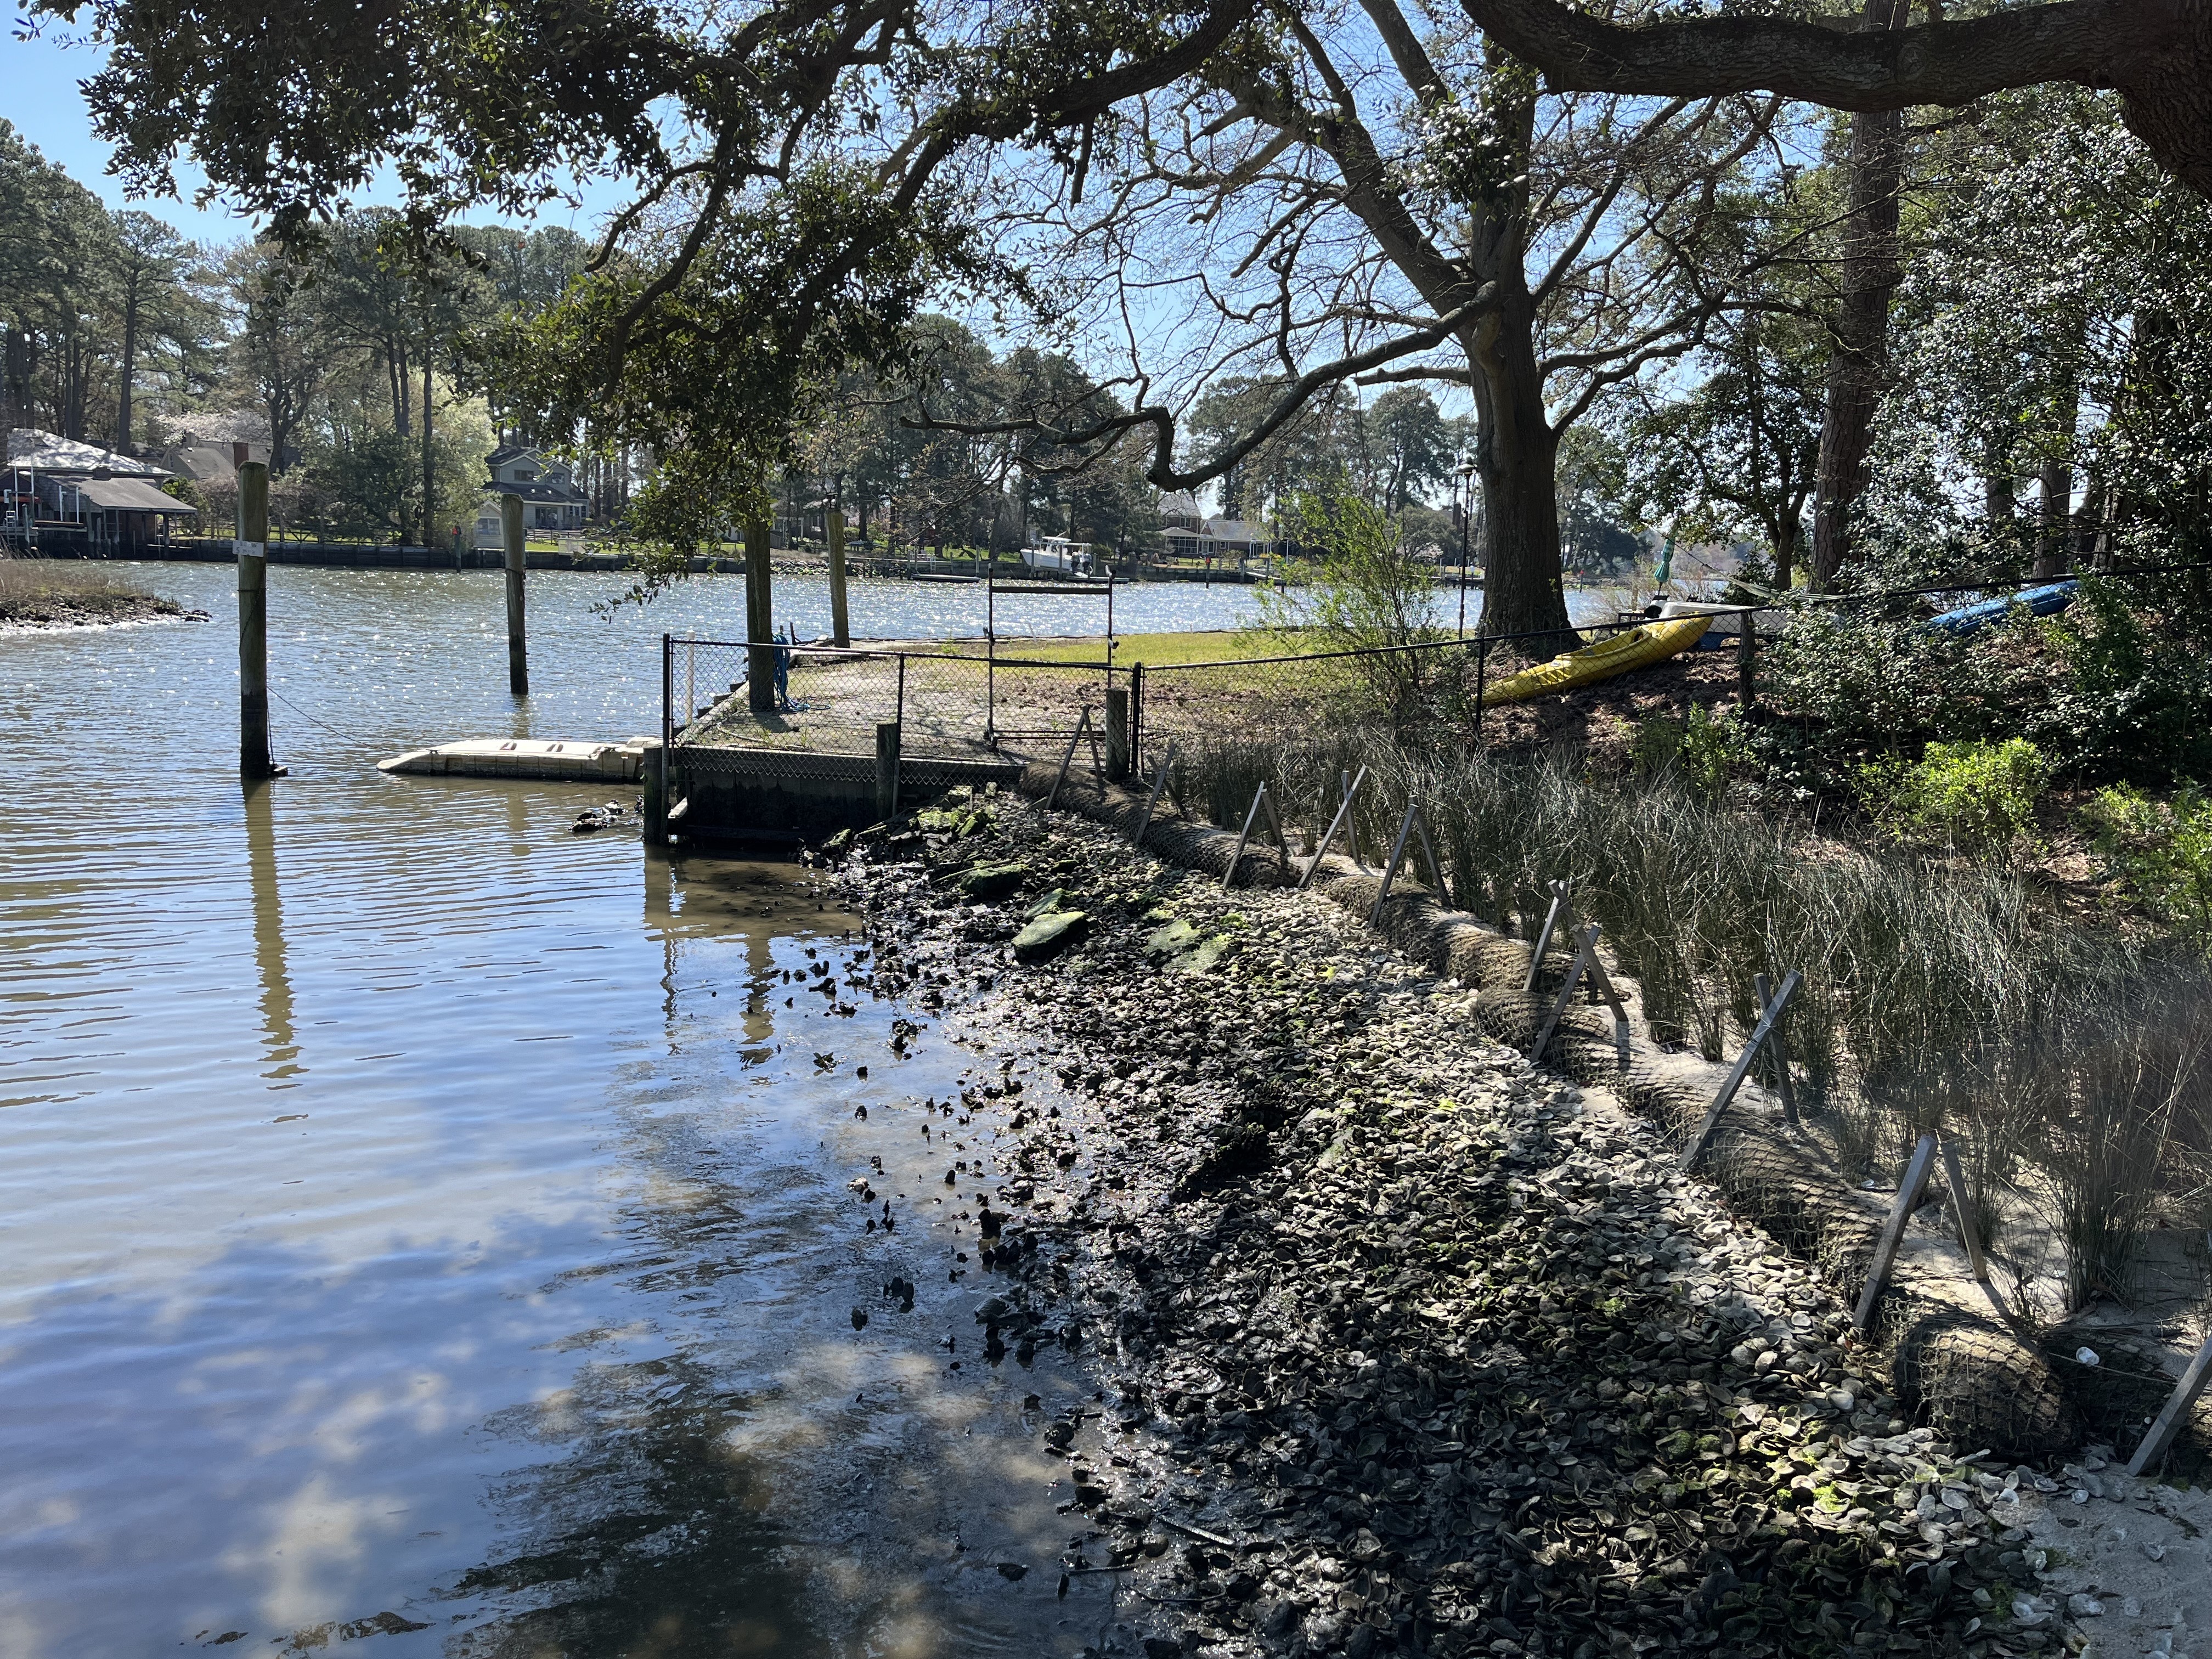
2083,782 -> 2212,943
1628,705 -> 1747,795
1860,737 -> 2049,856
2030,580 -> 2212,781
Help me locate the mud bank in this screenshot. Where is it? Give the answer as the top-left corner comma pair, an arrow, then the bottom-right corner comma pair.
831,793 -> 2131,1659
0,589 -> 191,631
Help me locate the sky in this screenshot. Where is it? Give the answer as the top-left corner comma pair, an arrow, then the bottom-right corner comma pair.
2,21 -> 624,247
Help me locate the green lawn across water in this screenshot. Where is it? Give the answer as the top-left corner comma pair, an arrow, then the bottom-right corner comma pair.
986,628 -> 1290,667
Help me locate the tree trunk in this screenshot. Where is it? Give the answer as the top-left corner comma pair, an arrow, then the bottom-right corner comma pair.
1810,0 -> 1910,591
2035,318 -> 2083,579
423,354 -> 439,552
1466,291 -> 1573,648
117,273 -> 142,455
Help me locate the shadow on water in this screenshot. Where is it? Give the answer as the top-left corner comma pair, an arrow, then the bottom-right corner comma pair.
429,853 -> 1116,1659
449,1355 -> 825,1659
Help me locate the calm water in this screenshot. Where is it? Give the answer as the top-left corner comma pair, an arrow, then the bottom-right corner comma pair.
0,565 -> 1206,1658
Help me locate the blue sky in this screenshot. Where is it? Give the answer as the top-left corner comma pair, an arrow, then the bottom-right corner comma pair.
3,21 -> 623,246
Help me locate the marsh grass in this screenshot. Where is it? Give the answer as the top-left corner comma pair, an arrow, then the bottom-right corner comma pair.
1178,727 -> 2212,1318
0,558 -> 154,616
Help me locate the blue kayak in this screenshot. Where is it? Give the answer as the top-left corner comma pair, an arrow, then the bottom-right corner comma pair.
1924,580 -> 2079,637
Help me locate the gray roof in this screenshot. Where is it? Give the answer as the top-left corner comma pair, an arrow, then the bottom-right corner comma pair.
7,428 -> 171,478
75,476 -> 198,513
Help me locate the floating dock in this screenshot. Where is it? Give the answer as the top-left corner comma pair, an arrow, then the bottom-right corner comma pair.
378,738 -> 646,783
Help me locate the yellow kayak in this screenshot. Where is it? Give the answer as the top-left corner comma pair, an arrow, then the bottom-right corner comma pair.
1482,614 -> 1713,704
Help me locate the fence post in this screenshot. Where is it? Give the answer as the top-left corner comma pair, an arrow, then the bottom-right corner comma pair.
746,517 -> 775,712
875,720 -> 902,820
503,493 -> 528,696
828,504 -> 850,647
1737,610 -> 1757,709
236,459 -> 277,777
1129,662 -> 1144,771
1474,637 -> 1490,743
1105,687 -> 1131,782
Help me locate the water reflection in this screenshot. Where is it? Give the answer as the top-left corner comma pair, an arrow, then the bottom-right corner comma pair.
1,574 -> 1124,1657
242,779 -> 301,1083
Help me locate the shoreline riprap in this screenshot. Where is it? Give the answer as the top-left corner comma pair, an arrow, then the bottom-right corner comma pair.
830,791 -> 2093,1659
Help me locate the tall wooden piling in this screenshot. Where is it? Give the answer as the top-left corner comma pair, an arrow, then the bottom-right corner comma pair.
502,494 -> 528,695
236,459 -> 275,777
828,504 -> 850,648
746,517 -> 776,712
1105,687 -> 1131,782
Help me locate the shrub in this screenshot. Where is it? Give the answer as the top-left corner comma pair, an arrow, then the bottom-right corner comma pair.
2083,782 -> 2212,943
2031,579 -> 2212,780
1629,706 -> 1748,797
1860,737 -> 2049,857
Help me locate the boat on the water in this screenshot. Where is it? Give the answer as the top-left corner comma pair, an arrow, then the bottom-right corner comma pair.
1020,536 -> 1095,575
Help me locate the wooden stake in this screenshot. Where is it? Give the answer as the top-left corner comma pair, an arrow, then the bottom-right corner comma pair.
236,459 -> 276,776
1681,970 -> 1803,1170
746,517 -> 775,712
1523,879 -> 1574,995
2127,1331 -> 2212,1477
1370,802 -> 1444,924
1939,1133 -> 2041,1344
501,493 -> 528,695
1527,922 -> 1630,1062
828,504 -> 851,647
1104,687 -> 1131,782
1048,706 -> 1096,810
1128,741 -> 1177,845
1853,1132 -> 1939,1333
1223,781 -> 1288,890
875,720 -> 901,820
1754,970 -> 1798,1125
1297,765 -> 1368,891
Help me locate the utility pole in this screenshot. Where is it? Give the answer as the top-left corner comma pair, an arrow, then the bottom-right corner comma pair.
237,450 -> 279,777
503,493 -> 528,695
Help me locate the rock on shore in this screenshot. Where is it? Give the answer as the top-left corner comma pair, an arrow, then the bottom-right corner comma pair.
838,791 -> 2067,1659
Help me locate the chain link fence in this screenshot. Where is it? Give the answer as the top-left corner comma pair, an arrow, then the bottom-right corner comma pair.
663,635 -> 1127,764
1130,618 -> 1725,772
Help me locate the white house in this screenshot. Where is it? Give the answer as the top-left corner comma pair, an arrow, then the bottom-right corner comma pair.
475,445 -> 589,541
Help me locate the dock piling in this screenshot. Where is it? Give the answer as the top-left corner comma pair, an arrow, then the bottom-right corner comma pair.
503,494 -> 528,695
828,505 -> 850,648
236,458 -> 276,777
747,518 -> 776,712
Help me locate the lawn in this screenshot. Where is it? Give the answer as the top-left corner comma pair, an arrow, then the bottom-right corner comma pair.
978,628 -> 1296,668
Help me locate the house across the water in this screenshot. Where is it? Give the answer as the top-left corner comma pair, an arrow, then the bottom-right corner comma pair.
4,428 -> 199,554
475,446 -> 590,543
